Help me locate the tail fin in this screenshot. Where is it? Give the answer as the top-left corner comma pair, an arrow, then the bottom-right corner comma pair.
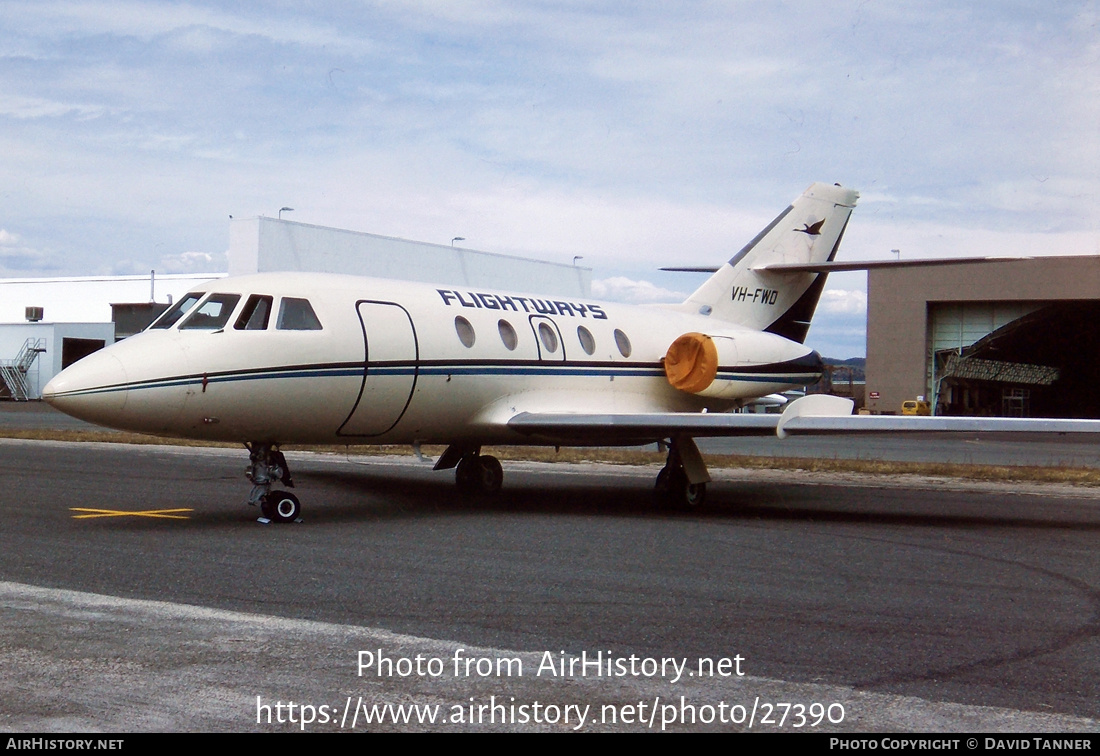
683,182 -> 858,343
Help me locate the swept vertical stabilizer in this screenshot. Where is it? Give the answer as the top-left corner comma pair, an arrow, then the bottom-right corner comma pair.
683,182 -> 858,343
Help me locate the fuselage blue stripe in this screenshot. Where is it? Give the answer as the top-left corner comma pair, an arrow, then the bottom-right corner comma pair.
52,361 -> 820,397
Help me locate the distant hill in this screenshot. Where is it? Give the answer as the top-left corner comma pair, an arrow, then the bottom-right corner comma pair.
822,357 -> 865,382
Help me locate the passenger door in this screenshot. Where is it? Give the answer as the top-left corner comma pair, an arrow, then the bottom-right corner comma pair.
338,301 -> 418,436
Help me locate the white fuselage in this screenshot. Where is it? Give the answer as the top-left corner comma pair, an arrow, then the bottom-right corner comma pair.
43,272 -> 822,446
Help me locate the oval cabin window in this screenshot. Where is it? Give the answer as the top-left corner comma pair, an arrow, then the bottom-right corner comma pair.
537,322 -> 559,353
614,329 -> 632,358
577,325 -> 596,355
498,319 -> 518,351
454,316 -> 476,348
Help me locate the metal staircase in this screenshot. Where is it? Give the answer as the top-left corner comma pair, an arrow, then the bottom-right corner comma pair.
1,338 -> 46,401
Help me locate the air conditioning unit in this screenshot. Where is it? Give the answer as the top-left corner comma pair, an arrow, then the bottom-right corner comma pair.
25,307 -> 44,322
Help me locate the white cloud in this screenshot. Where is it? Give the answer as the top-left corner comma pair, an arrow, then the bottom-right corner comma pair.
591,277 -> 686,304
0,94 -> 108,120
819,289 -> 867,316
0,1 -> 1096,287
158,250 -> 224,274
0,229 -> 60,274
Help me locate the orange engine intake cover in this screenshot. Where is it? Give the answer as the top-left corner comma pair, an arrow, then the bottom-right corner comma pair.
663,332 -> 718,393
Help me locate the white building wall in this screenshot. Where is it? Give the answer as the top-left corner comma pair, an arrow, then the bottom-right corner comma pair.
0,274 -> 223,325
0,322 -> 115,399
228,217 -> 591,297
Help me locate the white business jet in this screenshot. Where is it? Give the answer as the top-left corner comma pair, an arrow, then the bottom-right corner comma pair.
42,183 -> 1099,523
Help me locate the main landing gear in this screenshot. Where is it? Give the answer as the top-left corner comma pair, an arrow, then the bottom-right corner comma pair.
246,443 -> 300,524
434,445 -> 503,495
655,436 -> 711,509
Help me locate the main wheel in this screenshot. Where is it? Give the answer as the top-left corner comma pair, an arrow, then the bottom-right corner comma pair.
680,480 -> 707,508
654,466 -> 673,506
658,467 -> 706,509
476,455 -> 503,495
455,455 -> 479,493
265,491 -> 301,523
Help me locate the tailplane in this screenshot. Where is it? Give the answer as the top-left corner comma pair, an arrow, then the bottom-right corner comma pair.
683,182 -> 858,342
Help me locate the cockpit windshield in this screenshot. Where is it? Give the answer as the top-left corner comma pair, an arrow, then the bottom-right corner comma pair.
149,292 -> 205,330
179,294 -> 242,330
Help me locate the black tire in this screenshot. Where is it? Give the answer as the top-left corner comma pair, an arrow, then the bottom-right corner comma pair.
680,480 -> 707,508
654,466 -> 673,506
476,455 -> 503,495
266,491 -> 301,523
455,455 -> 479,493
663,467 -> 707,509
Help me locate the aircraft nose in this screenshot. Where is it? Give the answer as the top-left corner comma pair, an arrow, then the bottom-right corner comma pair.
43,350 -> 129,425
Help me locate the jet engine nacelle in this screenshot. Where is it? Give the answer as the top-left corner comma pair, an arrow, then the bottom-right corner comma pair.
663,332 -> 741,399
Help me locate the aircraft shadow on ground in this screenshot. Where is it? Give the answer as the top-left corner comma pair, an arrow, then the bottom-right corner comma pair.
287,467 -> 1100,533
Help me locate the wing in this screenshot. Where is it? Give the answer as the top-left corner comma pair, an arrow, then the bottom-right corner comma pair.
507,394 -> 1100,444
507,394 -> 850,444
508,410 -> 782,444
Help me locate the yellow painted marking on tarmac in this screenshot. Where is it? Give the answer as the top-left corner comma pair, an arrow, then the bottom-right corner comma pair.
70,508 -> 193,520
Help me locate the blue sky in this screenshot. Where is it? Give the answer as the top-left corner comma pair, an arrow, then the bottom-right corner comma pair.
2,1 -> 1098,357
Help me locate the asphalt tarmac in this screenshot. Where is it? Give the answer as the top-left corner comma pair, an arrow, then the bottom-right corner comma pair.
1,437 -> 1098,733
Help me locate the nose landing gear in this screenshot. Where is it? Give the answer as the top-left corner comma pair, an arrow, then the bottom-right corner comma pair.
246,443 -> 301,523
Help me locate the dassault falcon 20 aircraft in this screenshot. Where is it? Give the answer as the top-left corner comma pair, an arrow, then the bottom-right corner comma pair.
41,182 -> 1100,523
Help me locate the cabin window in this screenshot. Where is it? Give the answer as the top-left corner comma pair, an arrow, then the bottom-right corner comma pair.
179,293 -> 242,330
234,295 -> 273,330
614,329 -> 632,358
276,298 -> 323,331
497,319 -> 517,350
149,292 -> 204,330
577,325 -> 595,355
454,316 -> 476,347
537,322 -> 559,353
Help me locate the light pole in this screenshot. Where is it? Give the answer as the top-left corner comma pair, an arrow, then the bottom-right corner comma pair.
451,237 -> 465,247
279,207 -> 294,219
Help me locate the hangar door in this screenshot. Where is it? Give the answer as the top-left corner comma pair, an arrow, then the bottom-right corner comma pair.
925,301 -> 1100,418
338,301 -> 419,437
926,302 -> 1040,406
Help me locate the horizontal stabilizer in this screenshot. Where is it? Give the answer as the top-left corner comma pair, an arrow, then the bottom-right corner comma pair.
755,257 -> 1032,274
665,257 -> 1032,276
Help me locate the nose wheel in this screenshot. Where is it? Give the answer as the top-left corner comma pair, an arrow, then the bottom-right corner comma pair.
261,491 -> 301,523
246,443 -> 301,523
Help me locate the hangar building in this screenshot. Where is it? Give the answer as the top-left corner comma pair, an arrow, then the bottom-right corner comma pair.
864,255 -> 1100,418
228,217 -> 591,296
0,218 -> 590,399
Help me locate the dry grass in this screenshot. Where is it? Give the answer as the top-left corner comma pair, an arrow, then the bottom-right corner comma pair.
4,428 -> 1100,486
